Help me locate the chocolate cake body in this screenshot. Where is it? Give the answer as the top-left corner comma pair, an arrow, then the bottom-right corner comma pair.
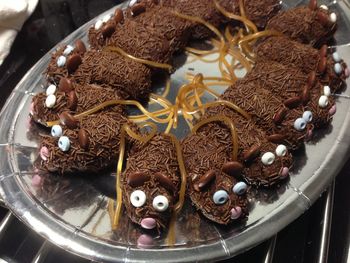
266,6 -> 337,47
39,111 -> 129,174
221,81 -> 313,149
255,36 -> 348,92
243,60 -> 336,128
122,134 -> 181,230
31,81 -> 123,125
46,47 -> 152,100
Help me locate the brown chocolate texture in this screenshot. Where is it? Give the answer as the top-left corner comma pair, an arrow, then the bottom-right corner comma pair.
46,47 -> 152,100
244,60 -> 334,128
221,81 -> 312,149
266,6 -> 337,47
255,36 -> 347,92
39,110 -> 129,174
122,134 -> 181,230
31,83 -> 123,124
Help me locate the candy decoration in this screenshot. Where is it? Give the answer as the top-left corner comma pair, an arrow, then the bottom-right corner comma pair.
130,190 -> 147,207
294,118 -> 307,131
230,206 -> 242,219
94,20 -> 103,30
51,125 -> 63,138
302,111 -> 313,123
58,136 -> 70,152
63,45 -> 74,56
102,14 -> 112,23
232,182 -> 248,195
318,95 -> 329,108
140,218 -> 156,229
261,152 -> 276,165
276,145 -> 288,157
46,84 -> 57,96
320,5 -> 328,10
152,195 -> 169,212
213,190 -> 229,205
334,63 -> 343,75
324,86 -> 331,96
45,94 -> 56,108
330,13 -> 337,23
56,56 -> 66,67
332,52 -> 341,62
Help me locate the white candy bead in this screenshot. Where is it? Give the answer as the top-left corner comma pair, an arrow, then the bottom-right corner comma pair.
51,125 -> 63,137
58,136 -> 70,152
302,111 -> 313,123
129,0 -> 137,6
276,145 -> 288,157
102,14 -> 112,23
294,118 -> 307,131
320,5 -> 329,10
45,94 -> 56,108
213,190 -> 229,205
233,182 -> 248,195
318,95 -> 329,108
332,52 -> 341,63
330,13 -> 337,23
323,85 -> 331,96
152,195 -> 169,211
56,56 -> 66,67
63,45 -> 74,56
130,190 -> 146,208
261,152 -> 275,165
334,63 -> 343,75
46,84 -> 57,96
94,19 -> 103,30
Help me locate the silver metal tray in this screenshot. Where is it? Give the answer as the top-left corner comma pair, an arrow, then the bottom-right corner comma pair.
1,1 -> 350,262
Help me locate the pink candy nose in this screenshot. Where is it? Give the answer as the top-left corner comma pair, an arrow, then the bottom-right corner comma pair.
140,217 -> 157,230
279,167 -> 289,179
329,105 -> 337,116
230,206 -> 242,220
137,234 -> 154,249
305,128 -> 313,141
32,174 -> 42,187
40,146 -> 49,161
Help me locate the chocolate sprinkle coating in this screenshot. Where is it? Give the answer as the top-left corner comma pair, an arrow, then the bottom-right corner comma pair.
266,6 -> 337,47
243,60 -> 334,128
122,134 -> 181,230
255,36 -> 347,92
31,83 -> 124,125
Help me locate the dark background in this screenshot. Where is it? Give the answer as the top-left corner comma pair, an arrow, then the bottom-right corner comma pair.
0,1 -> 349,262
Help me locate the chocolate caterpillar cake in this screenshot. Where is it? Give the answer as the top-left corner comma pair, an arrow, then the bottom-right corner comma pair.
46,45 -> 152,100
266,3 -> 337,47
255,36 -> 349,92
39,110 -> 130,174
182,115 -> 292,223
30,79 -> 123,125
243,61 -> 336,129
220,81 -> 313,149
121,134 -> 181,230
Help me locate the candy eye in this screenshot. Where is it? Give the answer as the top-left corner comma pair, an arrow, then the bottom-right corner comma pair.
45,94 -> 56,108
302,111 -> 313,123
323,86 -> 331,96
130,190 -> 146,208
57,56 -> 66,67
58,136 -> 70,152
232,182 -> 247,195
275,144 -> 288,157
334,63 -> 342,75
63,45 -> 74,56
261,152 -> 275,165
213,190 -> 229,205
94,19 -> 103,30
332,52 -> 341,62
294,118 -> 307,131
318,95 -> 329,108
330,12 -> 337,23
152,195 -> 169,212
46,84 -> 57,96
51,125 -> 63,137
320,5 -> 328,10
102,14 -> 112,23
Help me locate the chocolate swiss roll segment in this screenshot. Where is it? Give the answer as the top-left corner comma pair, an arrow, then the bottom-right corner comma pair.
266,1 -> 337,47
255,36 -> 349,92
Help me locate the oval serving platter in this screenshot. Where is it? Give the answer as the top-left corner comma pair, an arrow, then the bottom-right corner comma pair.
1,0 -> 350,262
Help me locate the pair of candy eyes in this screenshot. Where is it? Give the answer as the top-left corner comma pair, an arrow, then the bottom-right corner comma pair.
213,182 -> 247,205
130,190 -> 169,212
261,144 -> 288,166
51,125 -> 70,152
56,45 -> 76,67
45,84 -> 58,108
294,111 -> 313,131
